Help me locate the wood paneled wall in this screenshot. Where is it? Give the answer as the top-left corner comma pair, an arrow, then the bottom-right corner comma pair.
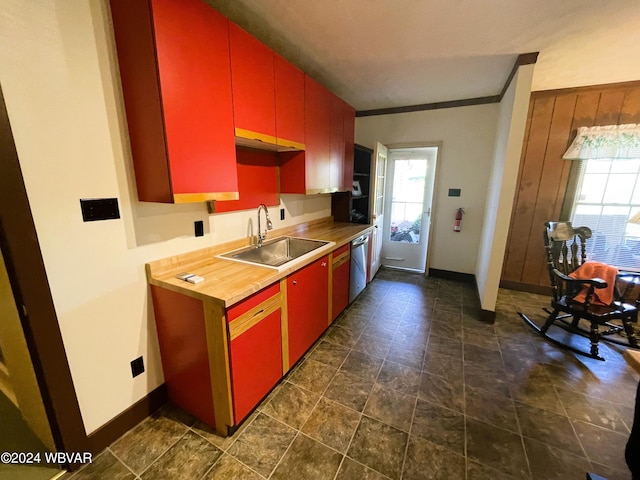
501,81 -> 640,293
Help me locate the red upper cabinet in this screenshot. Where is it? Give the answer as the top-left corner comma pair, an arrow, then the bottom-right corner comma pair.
274,53 -> 305,150
280,75 -> 355,195
280,75 -> 333,195
305,76 -> 333,194
343,103 -> 356,192
213,149 -> 279,213
229,22 -> 277,144
110,0 -> 238,203
329,93 -> 345,191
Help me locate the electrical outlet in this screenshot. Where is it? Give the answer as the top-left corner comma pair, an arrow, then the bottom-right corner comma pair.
194,220 -> 204,237
280,208 -> 285,221
130,356 -> 144,378
80,198 -> 120,222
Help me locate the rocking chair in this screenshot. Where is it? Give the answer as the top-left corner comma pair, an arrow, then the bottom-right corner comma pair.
519,221 -> 640,361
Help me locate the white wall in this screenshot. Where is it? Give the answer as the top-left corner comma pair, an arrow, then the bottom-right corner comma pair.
355,104 -> 499,274
0,0 -> 330,434
476,65 -> 535,312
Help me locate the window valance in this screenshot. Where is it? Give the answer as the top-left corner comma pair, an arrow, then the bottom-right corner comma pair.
562,123 -> 640,160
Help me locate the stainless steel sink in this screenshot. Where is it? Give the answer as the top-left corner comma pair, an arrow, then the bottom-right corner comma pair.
219,236 -> 329,267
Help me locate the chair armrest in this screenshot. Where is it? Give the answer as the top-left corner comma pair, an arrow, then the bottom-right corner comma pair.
553,269 -> 608,289
552,268 -> 607,306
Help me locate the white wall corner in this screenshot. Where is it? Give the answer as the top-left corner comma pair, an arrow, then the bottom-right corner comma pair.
476,64 -> 535,312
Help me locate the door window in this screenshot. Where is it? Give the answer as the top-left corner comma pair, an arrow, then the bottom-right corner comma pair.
389,159 -> 427,244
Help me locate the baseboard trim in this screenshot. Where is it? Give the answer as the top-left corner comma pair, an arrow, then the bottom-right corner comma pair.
428,268 -> 475,284
471,277 -> 497,325
478,308 -> 496,324
428,268 -> 495,323
88,383 -> 167,453
500,280 -> 552,296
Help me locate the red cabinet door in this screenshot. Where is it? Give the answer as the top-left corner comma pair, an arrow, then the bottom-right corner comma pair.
329,93 -> 345,191
229,22 -> 277,142
153,0 -> 238,199
151,286 -> 216,427
287,255 -> 329,365
110,0 -> 238,203
343,103 -> 356,192
332,245 -> 351,321
229,309 -> 282,423
213,149 -> 279,213
303,75 -> 332,193
274,53 -> 305,149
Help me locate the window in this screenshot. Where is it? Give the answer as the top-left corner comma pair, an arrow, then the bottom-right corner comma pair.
388,158 -> 428,244
570,158 -> 640,271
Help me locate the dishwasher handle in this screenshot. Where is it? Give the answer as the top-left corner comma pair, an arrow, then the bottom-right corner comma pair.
351,235 -> 369,248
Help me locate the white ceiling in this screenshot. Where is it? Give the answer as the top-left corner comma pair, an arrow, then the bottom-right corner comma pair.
206,0 -> 640,111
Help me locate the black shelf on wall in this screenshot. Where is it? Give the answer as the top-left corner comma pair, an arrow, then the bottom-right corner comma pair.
331,144 -> 373,224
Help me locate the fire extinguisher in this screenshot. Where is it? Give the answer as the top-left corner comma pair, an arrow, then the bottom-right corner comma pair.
454,208 -> 464,232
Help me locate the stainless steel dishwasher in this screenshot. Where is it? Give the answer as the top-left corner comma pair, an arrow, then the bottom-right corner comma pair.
349,234 -> 369,303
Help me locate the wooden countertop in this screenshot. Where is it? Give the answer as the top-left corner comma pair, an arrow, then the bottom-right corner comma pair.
624,349 -> 640,375
146,217 -> 372,308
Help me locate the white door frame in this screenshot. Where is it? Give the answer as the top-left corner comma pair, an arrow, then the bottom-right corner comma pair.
383,142 -> 442,274
368,142 -> 387,281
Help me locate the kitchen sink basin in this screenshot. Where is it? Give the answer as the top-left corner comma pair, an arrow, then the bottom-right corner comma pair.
219,236 -> 330,268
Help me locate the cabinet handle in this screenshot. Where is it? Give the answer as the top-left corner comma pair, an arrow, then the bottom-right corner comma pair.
293,280 -> 297,285
321,262 -> 327,267
252,309 -> 264,318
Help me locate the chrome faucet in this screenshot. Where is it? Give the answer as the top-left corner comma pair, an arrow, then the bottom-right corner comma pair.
257,203 -> 273,247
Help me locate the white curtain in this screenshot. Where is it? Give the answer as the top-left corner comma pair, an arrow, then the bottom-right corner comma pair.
562,123 -> 640,160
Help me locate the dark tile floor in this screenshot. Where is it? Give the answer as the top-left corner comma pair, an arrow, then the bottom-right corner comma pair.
67,268 -> 640,480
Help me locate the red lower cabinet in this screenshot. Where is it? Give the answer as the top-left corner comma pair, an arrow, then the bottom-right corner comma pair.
151,286 -> 216,427
227,283 -> 282,423
287,255 -> 329,366
331,244 -> 351,322
229,309 -> 282,423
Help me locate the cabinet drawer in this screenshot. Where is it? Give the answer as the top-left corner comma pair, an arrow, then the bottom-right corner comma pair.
332,243 -> 350,267
227,283 -> 280,323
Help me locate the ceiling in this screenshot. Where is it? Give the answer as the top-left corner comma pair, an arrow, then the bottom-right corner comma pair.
206,0 -> 640,111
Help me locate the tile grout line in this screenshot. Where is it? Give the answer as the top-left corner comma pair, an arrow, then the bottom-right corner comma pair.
133,428 -> 189,478
333,281 -> 413,479
262,308 -> 366,479
190,409 -> 267,479
338,300 -> 399,479
106,447 -> 139,478
310,304 -> 372,480
89,274 -> 637,479
461,297 -> 469,480
503,290 -> 535,479
264,281 -> 398,478
551,380 -> 596,471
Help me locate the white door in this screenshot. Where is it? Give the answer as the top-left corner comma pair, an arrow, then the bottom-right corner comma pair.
381,147 -> 437,272
368,142 -> 387,281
